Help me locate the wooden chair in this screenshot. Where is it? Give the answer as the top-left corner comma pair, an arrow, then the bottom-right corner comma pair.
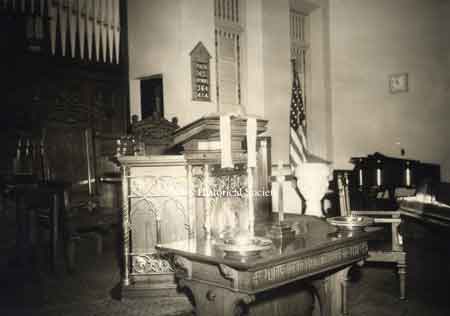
21,182 -> 66,272
30,126 -> 118,272
337,172 -> 407,300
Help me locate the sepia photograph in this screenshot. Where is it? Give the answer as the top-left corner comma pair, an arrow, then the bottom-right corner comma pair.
0,1 -> 449,315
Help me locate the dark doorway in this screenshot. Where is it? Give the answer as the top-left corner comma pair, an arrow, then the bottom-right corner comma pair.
140,75 -> 164,119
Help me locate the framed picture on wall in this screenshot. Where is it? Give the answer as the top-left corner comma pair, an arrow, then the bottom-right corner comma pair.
389,73 -> 408,94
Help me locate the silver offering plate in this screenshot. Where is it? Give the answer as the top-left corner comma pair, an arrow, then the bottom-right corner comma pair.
327,216 -> 374,231
215,236 -> 273,259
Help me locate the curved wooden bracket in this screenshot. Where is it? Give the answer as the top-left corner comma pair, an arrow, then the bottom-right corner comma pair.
179,278 -> 255,316
174,255 -> 192,279
219,263 -> 239,290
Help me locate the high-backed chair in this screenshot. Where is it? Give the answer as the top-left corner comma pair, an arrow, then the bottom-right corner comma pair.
32,125 -> 118,272
337,171 -> 407,300
1,135 -> 57,269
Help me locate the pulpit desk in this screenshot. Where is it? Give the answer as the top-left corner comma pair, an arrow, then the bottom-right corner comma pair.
157,217 -> 377,316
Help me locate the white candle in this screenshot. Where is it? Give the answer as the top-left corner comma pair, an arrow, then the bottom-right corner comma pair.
204,164 -> 211,240
278,182 -> 284,222
376,168 -> 382,186
277,161 -> 284,222
247,167 -> 255,236
186,165 -> 193,239
359,169 -> 363,186
406,167 -> 411,187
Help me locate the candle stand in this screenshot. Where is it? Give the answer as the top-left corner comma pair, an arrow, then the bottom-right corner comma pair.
267,165 -> 295,241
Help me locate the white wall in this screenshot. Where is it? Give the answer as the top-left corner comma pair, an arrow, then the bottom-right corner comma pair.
437,0 -> 450,180
127,0 -> 216,126
127,0 -> 331,169
128,0 -> 178,120
329,0 -> 450,180
260,0 -> 331,164
307,3 -> 332,161
262,0 -> 292,163
127,0 -> 272,126
262,0 -> 330,215
244,0 -> 265,117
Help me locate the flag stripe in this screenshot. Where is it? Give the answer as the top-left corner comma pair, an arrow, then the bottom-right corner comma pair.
290,127 -> 306,158
290,129 -> 305,164
289,58 -> 308,168
298,125 -> 307,149
290,145 -> 302,167
290,139 -> 303,162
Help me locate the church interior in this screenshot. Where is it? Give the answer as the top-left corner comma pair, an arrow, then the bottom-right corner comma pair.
1,0 -> 450,315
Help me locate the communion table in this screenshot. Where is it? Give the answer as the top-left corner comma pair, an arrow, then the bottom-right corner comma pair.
157,216 -> 374,316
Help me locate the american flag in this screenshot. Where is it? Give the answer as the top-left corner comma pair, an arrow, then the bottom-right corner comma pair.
289,59 -> 308,167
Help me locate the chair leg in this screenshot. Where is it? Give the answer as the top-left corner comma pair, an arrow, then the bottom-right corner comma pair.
96,234 -> 103,255
28,209 -> 39,265
65,232 -> 103,272
66,238 -> 77,273
49,193 -> 60,273
85,232 -> 103,255
90,232 -> 103,255
397,262 -> 407,300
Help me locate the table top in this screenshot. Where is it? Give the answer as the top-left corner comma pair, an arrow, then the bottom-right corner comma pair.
157,216 -> 376,271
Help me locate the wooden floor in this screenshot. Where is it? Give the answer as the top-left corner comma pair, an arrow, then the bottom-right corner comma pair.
0,206 -> 449,316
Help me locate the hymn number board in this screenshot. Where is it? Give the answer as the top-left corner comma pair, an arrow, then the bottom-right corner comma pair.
190,42 -> 211,101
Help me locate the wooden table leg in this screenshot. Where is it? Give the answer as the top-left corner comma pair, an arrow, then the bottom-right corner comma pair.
179,279 -> 255,316
341,269 -> 351,316
398,262 -> 407,300
312,266 -> 351,316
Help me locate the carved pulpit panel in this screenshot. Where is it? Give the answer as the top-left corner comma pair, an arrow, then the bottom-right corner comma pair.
118,155 -> 189,297
131,115 -> 179,155
118,116 -> 271,298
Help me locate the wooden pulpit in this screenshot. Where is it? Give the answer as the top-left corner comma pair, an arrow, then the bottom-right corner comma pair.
118,115 -> 271,298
